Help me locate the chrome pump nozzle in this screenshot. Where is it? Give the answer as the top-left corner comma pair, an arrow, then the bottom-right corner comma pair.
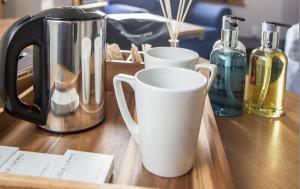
261,21 -> 291,49
221,15 -> 246,48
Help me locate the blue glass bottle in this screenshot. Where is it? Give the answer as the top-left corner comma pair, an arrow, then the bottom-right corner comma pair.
209,16 -> 247,117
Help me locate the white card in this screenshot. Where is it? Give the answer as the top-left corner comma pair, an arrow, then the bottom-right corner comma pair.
0,146 -> 18,167
49,150 -> 114,184
0,151 -> 61,177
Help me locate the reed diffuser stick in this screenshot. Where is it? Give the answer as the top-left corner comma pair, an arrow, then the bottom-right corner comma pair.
160,0 -> 193,47
174,0 -> 183,37
175,0 -> 186,40
159,0 -> 173,38
165,0 -> 174,38
181,0 -> 193,24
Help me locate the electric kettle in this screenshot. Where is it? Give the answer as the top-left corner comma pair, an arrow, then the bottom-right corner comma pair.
0,7 -> 107,134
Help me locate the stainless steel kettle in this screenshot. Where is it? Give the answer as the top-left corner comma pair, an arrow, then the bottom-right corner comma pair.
0,7 -> 107,134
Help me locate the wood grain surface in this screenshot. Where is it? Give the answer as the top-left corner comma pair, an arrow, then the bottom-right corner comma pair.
0,89 -> 233,189
72,0 -> 81,6
0,18 -> 15,36
0,56 -> 234,189
0,173 -> 156,189
103,13 -> 206,39
0,18 -> 298,189
217,93 -> 299,189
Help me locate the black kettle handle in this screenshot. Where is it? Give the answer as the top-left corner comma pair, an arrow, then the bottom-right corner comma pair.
0,16 -> 49,125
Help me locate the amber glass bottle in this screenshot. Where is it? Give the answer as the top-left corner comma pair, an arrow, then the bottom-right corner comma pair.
245,22 -> 291,118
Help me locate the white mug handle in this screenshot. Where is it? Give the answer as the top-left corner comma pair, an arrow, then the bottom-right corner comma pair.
195,63 -> 217,91
113,74 -> 140,145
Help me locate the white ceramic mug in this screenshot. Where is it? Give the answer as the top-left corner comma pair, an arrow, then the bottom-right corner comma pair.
113,67 -> 216,177
144,47 -> 217,89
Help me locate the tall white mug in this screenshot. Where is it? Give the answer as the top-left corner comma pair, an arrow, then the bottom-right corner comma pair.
144,47 -> 217,89
113,67 -> 216,177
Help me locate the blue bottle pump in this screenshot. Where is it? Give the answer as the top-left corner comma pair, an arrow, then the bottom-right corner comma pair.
209,15 -> 247,117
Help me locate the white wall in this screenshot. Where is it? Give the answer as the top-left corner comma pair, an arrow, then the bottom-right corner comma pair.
3,0 -> 72,18
41,0 -> 72,10
231,0 -> 299,38
281,0 -> 299,24
4,0 -> 41,18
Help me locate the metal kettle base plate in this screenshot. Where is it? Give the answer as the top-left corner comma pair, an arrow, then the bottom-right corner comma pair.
37,113 -> 106,135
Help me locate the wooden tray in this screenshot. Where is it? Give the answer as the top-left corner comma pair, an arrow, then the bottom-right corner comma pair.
0,62 -> 234,189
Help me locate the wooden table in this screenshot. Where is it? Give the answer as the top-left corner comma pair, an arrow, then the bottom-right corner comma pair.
216,93 -> 299,189
107,13 -> 206,39
0,60 -> 234,189
0,19 -> 298,189
2,13 -> 205,41
0,18 -> 15,35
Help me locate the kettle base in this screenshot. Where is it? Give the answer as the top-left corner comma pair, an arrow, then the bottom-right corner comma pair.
37,113 -> 106,135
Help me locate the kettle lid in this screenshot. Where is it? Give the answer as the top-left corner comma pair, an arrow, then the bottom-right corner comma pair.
35,7 -> 105,21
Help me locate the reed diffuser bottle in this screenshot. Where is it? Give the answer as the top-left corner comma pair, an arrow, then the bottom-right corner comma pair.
209,16 -> 247,117
245,22 -> 291,118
